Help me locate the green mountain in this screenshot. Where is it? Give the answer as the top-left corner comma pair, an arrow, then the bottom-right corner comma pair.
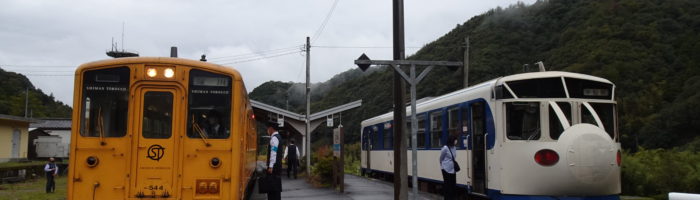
251,0 -> 700,150
0,68 -> 72,118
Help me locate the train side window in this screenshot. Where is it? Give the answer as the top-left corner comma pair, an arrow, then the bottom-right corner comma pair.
417,114 -> 426,149
461,106 -> 470,149
549,102 -> 572,140
430,111 -> 443,148
187,69 -> 232,139
80,67 -> 130,137
589,103 -> 616,139
362,128 -> 369,150
372,126 -> 381,150
448,108 -> 460,141
506,102 -> 541,140
384,122 -> 393,150
142,92 -> 174,139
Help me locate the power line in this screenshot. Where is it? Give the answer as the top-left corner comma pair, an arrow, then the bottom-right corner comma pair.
212,48 -> 302,64
311,45 -> 422,49
216,50 -> 302,65
24,74 -> 73,76
1,64 -> 77,68
207,45 -> 304,61
311,0 -> 340,43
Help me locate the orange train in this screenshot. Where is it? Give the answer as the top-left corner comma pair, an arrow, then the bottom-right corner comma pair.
67,57 -> 258,199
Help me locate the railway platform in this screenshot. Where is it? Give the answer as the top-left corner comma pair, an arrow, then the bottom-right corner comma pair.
250,174 -> 441,200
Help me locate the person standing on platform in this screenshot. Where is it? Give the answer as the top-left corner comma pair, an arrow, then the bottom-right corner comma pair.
440,135 -> 460,200
44,157 -> 58,193
284,139 -> 300,179
265,122 -> 284,200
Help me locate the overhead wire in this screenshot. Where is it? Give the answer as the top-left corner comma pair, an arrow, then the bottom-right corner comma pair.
216,50 -> 303,66
311,45 -> 422,49
207,45 -> 303,61
311,0 -> 340,43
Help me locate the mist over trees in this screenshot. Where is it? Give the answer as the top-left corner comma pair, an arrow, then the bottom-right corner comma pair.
251,0 -> 700,151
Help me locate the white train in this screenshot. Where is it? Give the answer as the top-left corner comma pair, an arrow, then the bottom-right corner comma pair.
360,71 -> 621,200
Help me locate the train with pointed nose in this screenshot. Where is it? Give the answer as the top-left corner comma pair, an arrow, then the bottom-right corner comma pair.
360,71 -> 621,200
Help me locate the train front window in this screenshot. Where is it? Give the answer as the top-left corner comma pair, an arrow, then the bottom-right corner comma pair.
187,69 -> 232,139
142,92 -> 173,139
549,102 -> 572,140
80,67 -> 129,137
583,103 -> 617,139
506,102 -> 541,140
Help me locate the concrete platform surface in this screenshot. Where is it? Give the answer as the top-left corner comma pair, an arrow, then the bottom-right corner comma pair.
251,174 -> 441,200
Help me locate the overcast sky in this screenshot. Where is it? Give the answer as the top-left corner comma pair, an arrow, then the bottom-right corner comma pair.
0,0 -> 535,106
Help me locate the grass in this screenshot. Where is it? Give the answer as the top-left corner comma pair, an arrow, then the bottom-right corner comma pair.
0,160 -> 68,169
621,196 -> 655,200
0,161 -> 46,169
0,176 -> 67,200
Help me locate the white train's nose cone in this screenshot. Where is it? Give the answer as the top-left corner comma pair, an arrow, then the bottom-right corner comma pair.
559,124 -> 617,184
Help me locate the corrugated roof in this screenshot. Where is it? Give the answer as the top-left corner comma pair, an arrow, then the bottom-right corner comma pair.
30,118 -> 72,130
0,114 -> 33,123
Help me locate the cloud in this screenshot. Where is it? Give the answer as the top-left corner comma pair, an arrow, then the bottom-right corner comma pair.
0,0 -> 536,106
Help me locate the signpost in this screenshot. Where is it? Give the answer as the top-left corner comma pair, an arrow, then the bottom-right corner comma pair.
356,55 -> 462,199
332,126 -> 344,193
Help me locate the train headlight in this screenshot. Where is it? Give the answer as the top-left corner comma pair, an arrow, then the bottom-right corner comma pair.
208,182 -> 219,194
210,157 -> 221,168
197,181 -> 208,194
146,68 -> 158,77
616,150 -> 621,166
534,149 -> 559,166
86,156 -> 99,168
164,68 -> 175,78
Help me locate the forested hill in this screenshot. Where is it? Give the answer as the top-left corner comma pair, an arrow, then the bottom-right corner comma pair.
250,0 -> 700,150
0,68 -> 72,118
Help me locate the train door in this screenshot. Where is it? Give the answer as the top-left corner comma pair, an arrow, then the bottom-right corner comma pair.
362,127 -> 371,173
130,87 -> 182,198
470,102 -> 487,195
366,127 -> 372,172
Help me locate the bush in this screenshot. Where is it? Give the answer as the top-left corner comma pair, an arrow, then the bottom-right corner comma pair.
309,145 -> 334,187
621,148 -> 700,199
344,143 -> 361,175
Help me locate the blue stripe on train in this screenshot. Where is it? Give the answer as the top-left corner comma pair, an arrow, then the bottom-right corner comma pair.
361,168 -> 620,200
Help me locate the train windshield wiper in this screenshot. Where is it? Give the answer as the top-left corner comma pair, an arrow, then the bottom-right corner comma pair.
97,107 -> 106,145
192,115 -> 211,147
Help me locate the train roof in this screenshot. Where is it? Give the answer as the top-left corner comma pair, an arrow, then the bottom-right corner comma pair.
361,71 -> 614,127
495,71 -> 612,85
75,57 -> 243,82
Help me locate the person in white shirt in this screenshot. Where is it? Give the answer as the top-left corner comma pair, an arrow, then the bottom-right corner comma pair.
439,135 -> 459,200
284,140 -> 300,179
44,157 -> 59,193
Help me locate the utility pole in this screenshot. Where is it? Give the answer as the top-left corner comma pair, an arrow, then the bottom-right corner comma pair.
24,87 -> 28,118
305,36 -> 312,176
392,0 -> 408,199
463,37 -> 469,88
